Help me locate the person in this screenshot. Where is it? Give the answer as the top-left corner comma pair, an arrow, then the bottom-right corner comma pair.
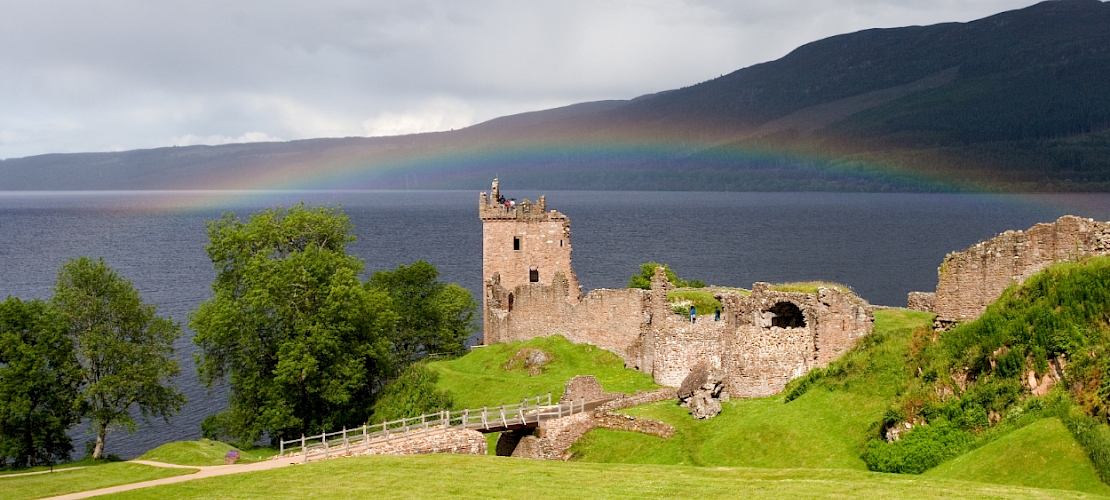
510,198 -> 516,208
690,306 -> 696,324
714,307 -> 721,322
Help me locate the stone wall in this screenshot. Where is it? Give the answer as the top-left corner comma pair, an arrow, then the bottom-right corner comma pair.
485,275 -> 649,364
358,429 -> 487,456
481,181 -> 875,399
481,178 -> 581,342
932,215 -> 1110,325
718,283 -> 873,398
907,292 -> 935,312
651,317 -> 728,388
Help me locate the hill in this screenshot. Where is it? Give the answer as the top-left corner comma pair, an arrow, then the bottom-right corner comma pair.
2,0 -> 1109,192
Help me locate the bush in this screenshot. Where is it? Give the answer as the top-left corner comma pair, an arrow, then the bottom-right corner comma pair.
370,363 -> 454,423
863,419 -> 975,474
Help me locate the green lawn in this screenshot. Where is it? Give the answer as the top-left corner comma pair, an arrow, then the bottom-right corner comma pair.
770,281 -> 852,293
0,461 -> 195,500
927,418 -> 1110,496
139,439 -> 280,466
428,335 -> 658,408
97,454 -> 1104,500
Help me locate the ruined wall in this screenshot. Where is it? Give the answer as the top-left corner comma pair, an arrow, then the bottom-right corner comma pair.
933,215 -> 1110,325
481,179 -> 580,342
485,275 -> 649,365
480,181 -> 875,399
651,317 -> 728,388
907,292 -> 935,312
718,283 -> 873,398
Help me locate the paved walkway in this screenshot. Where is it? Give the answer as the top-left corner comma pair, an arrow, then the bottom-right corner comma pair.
42,458 -> 303,500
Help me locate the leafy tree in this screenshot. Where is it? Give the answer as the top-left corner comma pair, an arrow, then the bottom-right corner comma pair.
368,261 -> 478,365
191,204 -> 395,443
628,262 -> 705,289
369,362 -> 454,423
51,257 -> 184,460
0,298 -> 82,468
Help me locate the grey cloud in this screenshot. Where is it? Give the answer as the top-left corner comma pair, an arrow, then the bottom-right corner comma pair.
0,0 -> 1040,159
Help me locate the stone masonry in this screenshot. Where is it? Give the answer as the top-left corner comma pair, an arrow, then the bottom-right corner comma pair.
480,180 -> 875,398
481,178 -> 581,341
925,215 -> 1110,326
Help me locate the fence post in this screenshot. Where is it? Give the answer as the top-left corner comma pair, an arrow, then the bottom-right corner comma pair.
500,404 -> 506,428
301,435 -> 306,464
344,426 -> 350,455
548,392 -> 552,406
462,408 -> 469,430
323,431 -> 329,459
482,406 -> 488,429
362,424 -> 367,447
280,438 -> 284,457
385,421 -> 390,444
424,413 -> 429,437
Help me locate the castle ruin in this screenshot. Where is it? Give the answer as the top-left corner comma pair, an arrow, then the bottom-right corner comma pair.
911,215 -> 1110,327
480,180 -> 874,397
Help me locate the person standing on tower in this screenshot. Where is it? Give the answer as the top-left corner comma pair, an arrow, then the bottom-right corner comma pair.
690,306 -> 696,324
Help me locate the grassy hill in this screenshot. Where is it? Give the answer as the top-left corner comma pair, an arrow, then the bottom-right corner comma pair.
926,418 -> 1110,496
569,309 -> 926,469
426,335 -> 659,408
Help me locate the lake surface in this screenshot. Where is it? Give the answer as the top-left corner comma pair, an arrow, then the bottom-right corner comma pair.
4,189 -> 1110,459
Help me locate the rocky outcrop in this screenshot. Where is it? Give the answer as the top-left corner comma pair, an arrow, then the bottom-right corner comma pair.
678,362 -> 726,419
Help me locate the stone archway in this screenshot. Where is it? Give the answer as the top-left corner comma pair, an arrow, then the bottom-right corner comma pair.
768,301 -> 806,328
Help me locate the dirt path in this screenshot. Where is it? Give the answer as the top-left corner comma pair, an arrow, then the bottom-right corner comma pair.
41,457 -> 303,500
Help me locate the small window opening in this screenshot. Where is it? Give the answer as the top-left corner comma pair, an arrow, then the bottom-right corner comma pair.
768,302 -> 806,328
513,237 -> 521,251
529,269 -> 539,282
507,293 -> 514,311
559,240 -> 563,247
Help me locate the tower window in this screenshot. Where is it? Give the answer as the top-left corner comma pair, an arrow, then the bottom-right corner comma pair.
513,237 -> 521,251
529,269 -> 539,282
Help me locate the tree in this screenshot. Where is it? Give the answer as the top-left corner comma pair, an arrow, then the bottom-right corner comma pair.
51,257 -> 184,460
368,260 -> 478,365
628,262 -> 705,290
0,298 -> 82,468
369,362 -> 453,423
191,204 -> 395,443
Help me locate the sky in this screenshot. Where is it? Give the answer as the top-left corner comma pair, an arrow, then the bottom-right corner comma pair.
0,0 -> 1042,160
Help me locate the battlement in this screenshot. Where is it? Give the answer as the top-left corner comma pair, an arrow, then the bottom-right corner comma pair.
479,179 -> 562,221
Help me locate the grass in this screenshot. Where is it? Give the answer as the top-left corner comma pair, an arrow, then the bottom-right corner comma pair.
926,418 -> 1110,496
138,439 -> 280,466
570,309 -> 933,468
428,335 -> 658,408
97,453 -> 1105,500
667,289 -> 722,315
0,461 -> 195,500
571,388 -> 885,469
770,281 -> 851,293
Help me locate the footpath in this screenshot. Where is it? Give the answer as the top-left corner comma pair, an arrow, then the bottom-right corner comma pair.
41,458 -> 302,500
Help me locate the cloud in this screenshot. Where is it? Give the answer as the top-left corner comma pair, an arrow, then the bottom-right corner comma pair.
169,132 -> 284,147
0,0 -> 1043,159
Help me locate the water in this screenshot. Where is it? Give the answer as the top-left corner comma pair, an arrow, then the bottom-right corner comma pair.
3,189 -> 1110,459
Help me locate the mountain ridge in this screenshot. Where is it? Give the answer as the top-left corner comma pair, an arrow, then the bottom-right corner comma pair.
2,0 -> 1108,192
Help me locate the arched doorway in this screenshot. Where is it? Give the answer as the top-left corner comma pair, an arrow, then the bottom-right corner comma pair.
768,302 -> 806,328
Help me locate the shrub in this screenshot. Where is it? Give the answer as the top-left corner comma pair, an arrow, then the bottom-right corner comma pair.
370,362 -> 454,423
862,420 -> 975,474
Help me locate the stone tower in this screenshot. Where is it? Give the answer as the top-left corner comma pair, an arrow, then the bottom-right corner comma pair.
479,179 -> 580,343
